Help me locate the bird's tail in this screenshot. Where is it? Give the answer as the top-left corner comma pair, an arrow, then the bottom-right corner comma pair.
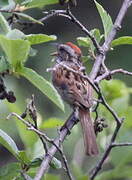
79,108 -> 98,156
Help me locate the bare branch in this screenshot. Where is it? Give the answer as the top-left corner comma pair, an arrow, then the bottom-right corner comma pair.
41,8 -> 101,54
7,112 -> 53,143
112,142 -> 132,147
95,68 -> 132,83
7,112 -> 74,180
34,113 -> 78,180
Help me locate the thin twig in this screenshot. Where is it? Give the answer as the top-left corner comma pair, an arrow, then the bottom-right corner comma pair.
66,5 -> 101,54
96,84 -> 122,125
112,142 -> 132,147
7,112 -> 53,143
95,68 -> 132,83
41,8 -> 101,54
59,145 -> 73,180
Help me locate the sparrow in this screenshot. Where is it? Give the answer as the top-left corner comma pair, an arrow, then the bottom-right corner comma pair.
51,42 -> 98,156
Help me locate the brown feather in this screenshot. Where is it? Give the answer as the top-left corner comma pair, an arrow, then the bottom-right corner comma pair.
52,44 -> 98,156
79,109 -> 98,155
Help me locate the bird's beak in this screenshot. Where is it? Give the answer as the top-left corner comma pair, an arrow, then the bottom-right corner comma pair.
50,52 -> 58,56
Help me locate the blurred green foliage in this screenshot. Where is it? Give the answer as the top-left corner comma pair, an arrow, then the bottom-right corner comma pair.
0,0 -> 132,180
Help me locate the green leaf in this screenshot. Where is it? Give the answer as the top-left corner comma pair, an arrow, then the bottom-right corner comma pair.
90,28 -> 101,43
18,150 -> 30,164
0,56 -> 10,73
0,129 -> 19,157
19,67 -> 64,111
94,0 -> 113,39
29,47 -> 38,57
6,29 -> 25,39
101,79 -> 129,102
6,102 -> 38,151
41,118 -> 63,128
77,29 -> 101,52
0,12 -> 11,34
77,37 -> 91,48
28,157 -> 43,168
15,12 -> 43,25
0,163 -> 21,180
81,56 -> 91,63
111,36 -> 132,47
0,1 -> 8,6
22,0 -> 59,9
26,34 -> 57,45
50,157 -> 62,169
0,34 -> 30,70
0,0 -> 16,12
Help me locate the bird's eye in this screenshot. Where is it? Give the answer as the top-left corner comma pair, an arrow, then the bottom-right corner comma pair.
59,47 -> 65,52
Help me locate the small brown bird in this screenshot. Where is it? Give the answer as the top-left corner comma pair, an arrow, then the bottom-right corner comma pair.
51,42 -> 98,156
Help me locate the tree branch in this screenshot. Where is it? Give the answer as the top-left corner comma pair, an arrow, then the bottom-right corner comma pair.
34,113 -> 79,180
7,112 -> 75,180
90,0 -> 132,80
41,8 -> 101,54
95,68 -> 132,83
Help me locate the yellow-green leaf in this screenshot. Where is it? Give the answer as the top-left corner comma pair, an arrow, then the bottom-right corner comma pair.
19,67 -> 64,111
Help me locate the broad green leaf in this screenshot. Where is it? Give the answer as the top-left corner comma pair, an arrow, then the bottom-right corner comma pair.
0,0 -> 16,12
22,0 -> 59,9
6,29 -> 25,39
0,1 -> 8,6
90,28 -> 101,51
50,157 -> 62,169
77,37 -> 91,47
0,129 -> 19,157
14,12 -> 43,25
29,47 -> 38,57
77,29 -> 101,52
6,102 -> 38,151
41,118 -> 63,128
26,34 -> 57,45
90,28 -> 101,43
0,56 -> 10,73
19,67 -> 64,111
111,36 -> 132,47
101,79 -> 129,102
94,0 -> 113,39
0,12 -> 11,34
81,56 -> 91,63
0,163 -> 21,180
18,150 -> 30,164
0,35 -> 30,70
